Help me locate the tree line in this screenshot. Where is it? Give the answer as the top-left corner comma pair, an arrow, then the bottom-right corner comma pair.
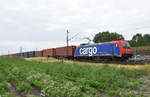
93,31 -> 150,47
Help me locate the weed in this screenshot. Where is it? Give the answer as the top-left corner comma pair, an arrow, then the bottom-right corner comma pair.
121,93 -> 136,97
17,81 -> 31,93
0,81 -> 9,94
127,81 -> 139,89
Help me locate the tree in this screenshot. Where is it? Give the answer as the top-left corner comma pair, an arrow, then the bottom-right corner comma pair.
93,31 -> 124,43
129,33 -> 147,47
143,34 -> 150,46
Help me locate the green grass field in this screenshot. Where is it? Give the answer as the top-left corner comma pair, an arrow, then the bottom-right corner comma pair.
0,57 -> 150,97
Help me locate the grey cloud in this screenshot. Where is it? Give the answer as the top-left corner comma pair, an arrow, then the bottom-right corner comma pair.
0,0 -> 150,55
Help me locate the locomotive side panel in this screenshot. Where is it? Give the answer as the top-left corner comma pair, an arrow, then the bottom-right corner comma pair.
75,43 -> 120,57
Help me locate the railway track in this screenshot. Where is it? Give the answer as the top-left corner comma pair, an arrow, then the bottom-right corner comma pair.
76,59 -> 145,65
73,55 -> 150,65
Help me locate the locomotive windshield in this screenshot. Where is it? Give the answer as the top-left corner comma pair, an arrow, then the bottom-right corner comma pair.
122,42 -> 131,49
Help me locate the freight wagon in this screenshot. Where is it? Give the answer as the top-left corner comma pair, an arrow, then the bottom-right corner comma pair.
42,48 -> 56,57
35,51 -> 43,57
55,46 -> 76,59
16,51 -> 35,58
9,54 -> 17,57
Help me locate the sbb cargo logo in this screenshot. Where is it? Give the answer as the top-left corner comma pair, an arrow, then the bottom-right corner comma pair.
79,47 -> 97,56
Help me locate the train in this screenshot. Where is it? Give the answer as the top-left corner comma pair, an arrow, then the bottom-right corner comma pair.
4,40 -> 133,60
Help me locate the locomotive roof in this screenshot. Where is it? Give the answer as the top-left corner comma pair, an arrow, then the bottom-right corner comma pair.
80,40 -> 128,46
80,41 -> 112,46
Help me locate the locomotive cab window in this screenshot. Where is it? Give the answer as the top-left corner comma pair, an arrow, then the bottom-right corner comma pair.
122,42 -> 130,49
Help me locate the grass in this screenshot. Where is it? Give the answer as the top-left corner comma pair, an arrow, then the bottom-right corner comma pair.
0,57 -> 150,97
26,57 -> 150,72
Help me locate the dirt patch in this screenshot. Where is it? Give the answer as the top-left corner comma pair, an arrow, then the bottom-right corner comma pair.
30,85 -> 41,97
10,82 -> 26,97
10,82 -> 41,97
124,74 -> 150,97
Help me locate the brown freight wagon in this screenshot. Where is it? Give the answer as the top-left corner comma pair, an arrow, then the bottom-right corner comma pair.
35,51 -> 43,57
55,46 -> 76,59
42,48 -> 56,57
3,54 -> 16,57
10,54 -> 17,57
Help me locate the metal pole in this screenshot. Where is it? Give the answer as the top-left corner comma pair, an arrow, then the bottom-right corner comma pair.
67,30 -> 69,57
66,30 -> 78,58
20,47 -> 22,56
134,37 -> 138,63
8,50 -> 10,57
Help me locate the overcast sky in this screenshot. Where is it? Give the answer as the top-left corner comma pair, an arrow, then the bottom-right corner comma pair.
0,0 -> 150,55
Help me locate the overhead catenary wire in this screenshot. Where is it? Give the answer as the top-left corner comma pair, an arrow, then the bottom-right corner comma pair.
66,29 -> 79,56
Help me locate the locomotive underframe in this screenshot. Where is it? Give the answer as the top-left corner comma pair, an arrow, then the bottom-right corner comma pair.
74,54 -> 133,61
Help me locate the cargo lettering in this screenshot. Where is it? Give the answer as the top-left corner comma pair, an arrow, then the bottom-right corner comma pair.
80,47 -> 97,56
